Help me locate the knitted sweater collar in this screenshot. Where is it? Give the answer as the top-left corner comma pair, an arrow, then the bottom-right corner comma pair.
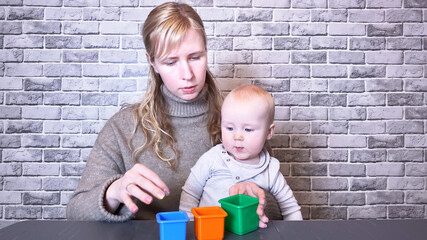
161,84 -> 208,117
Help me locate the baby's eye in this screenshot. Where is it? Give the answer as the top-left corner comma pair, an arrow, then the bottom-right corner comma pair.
244,128 -> 253,132
226,127 -> 234,131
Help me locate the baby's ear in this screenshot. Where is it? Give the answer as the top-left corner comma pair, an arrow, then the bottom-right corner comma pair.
267,123 -> 275,140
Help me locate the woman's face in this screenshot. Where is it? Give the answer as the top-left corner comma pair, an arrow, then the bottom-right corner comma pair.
150,28 -> 207,101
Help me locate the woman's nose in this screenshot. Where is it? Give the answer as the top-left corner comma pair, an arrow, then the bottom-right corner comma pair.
180,61 -> 193,80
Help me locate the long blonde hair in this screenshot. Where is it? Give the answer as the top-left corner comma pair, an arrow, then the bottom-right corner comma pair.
129,2 -> 222,167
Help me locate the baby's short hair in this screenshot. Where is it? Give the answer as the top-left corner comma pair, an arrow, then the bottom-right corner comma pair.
227,84 -> 275,124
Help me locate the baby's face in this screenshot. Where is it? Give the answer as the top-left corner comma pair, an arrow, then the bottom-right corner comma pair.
221,95 -> 273,164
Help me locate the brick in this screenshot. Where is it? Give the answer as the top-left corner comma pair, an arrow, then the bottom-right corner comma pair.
236,9 -> 272,21
44,64 -> 81,77
404,23 -> 427,36
274,37 -> 310,50
351,178 -> 387,191
100,50 -> 138,63
367,163 -> 405,176
122,64 -> 149,78
24,78 -> 61,91
367,0 -> 402,8
81,93 -> 117,106
274,10 -> 310,22
6,92 -> 42,105
406,191 -> 427,204
329,0 -> 366,9
234,37 -> 272,50
122,36 -> 145,49
291,108 -> 327,120
44,93 -> 80,106
330,163 -> 365,177
6,120 -> 42,133
292,163 -> 328,176
83,7 -> 120,21
404,0 -> 427,7
330,136 -> 366,148
387,38 -> 422,50
311,94 -> 346,106
81,120 -> 107,134
61,192 -> 74,205
349,10 -> 384,23
44,149 -> 81,162
0,135 -> 21,148
387,121 -> 423,134
311,207 -> 347,220
254,79 -> 289,92
274,107 -> 290,121
294,192 -> 328,205
63,22 -> 99,35
273,149 -> 310,162
253,51 -> 289,64
405,135 -> 427,148
405,52 -> 427,64
348,93 -> 386,106
0,22 -> 22,35
285,178 -> 310,191
45,7 -> 82,20
23,192 -> 60,205
367,107 -> 403,120
43,206 -> 66,219
63,50 -> 98,63
0,49 -> 23,62
83,64 -> 120,77
311,10 -> 347,22
4,177 -> 42,190
208,38 -> 233,50
0,191 -> 21,204
292,0 -> 327,8
292,51 -> 326,64
290,79 -> 327,92
43,177 -> 80,191
388,177 -> 424,190
350,122 -> 385,134
5,35 -> 43,49
405,79 -> 427,91
312,65 -> 347,78
8,7 -> 43,20
292,136 -> 328,148
330,108 -> 366,120
21,106 -> 60,120
274,122 -> 310,134
330,192 -> 365,205
0,163 -> 22,176
215,23 -> 250,37
388,149 -> 423,162
45,36 -> 82,49
62,78 -> 99,91
273,65 -> 310,78
23,22 -> 60,34
368,135 -> 404,148
386,10 -> 422,23
368,24 -> 403,36
253,0 -> 289,8
23,163 -> 60,176
22,135 -> 60,148
329,23 -> 365,36
366,79 -> 403,92
312,178 -> 348,190
312,122 -> 348,134
61,163 -> 85,176
406,107 -> 427,119
5,206 -> 42,219
388,206 -> 424,218
6,63 -> 43,77
406,163 -> 427,176
235,65 -> 271,78
388,93 -> 423,106
351,149 -> 386,163
350,66 -> 386,78
62,134 -> 97,148
253,23 -> 289,36
0,78 -> 22,91
329,51 -> 364,64
350,38 -> 385,50
349,206 -> 387,219
330,80 -> 365,93
291,23 -> 327,36
366,51 -> 403,64
198,8 -> 234,21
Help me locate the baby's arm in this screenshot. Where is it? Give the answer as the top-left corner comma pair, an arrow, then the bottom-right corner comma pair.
268,159 -> 303,220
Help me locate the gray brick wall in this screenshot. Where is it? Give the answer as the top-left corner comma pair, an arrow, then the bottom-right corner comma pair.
0,0 -> 426,228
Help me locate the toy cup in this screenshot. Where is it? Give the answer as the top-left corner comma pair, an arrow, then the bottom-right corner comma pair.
156,211 -> 189,240
191,206 -> 228,240
218,194 -> 259,235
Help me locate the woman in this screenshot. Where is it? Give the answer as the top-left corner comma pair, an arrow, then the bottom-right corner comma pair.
66,2 -> 268,227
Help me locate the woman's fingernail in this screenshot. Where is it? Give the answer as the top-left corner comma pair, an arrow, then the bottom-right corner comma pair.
144,196 -> 152,204
156,192 -> 165,199
163,189 -> 170,196
131,206 -> 138,213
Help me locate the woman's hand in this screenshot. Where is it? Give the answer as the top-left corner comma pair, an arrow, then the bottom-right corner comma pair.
105,163 -> 170,214
229,182 -> 269,228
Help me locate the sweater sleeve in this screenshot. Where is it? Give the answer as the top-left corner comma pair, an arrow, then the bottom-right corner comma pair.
66,119 -> 134,222
268,158 -> 303,221
179,149 -> 213,220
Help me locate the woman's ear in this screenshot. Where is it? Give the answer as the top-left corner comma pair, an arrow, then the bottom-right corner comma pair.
146,51 -> 158,74
267,123 -> 275,140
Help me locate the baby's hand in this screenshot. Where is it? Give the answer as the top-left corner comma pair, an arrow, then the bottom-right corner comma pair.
229,182 -> 269,228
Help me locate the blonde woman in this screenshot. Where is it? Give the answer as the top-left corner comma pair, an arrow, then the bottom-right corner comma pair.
67,2 -> 269,227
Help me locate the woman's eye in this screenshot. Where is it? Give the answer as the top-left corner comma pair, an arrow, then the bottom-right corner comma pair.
165,61 -> 176,66
190,56 -> 200,60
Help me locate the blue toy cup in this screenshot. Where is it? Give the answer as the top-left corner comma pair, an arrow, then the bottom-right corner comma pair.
156,211 -> 189,240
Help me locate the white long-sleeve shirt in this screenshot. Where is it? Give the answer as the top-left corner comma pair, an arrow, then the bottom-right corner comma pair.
179,144 -> 302,220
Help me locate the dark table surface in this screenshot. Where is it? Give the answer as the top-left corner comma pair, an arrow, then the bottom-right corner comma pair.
1,219 -> 426,240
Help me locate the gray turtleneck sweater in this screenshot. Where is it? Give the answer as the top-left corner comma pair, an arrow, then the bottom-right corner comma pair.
66,85 -> 212,221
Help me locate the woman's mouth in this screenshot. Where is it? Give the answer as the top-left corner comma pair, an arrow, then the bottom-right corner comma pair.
181,86 -> 196,94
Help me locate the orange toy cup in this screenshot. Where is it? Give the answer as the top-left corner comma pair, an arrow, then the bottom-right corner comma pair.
191,206 -> 228,240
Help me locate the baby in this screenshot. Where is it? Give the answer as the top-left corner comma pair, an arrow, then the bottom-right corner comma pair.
180,84 -> 302,221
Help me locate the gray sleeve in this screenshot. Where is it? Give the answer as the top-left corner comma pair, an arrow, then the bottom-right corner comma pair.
268,158 -> 303,220
66,122 -> 133,222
